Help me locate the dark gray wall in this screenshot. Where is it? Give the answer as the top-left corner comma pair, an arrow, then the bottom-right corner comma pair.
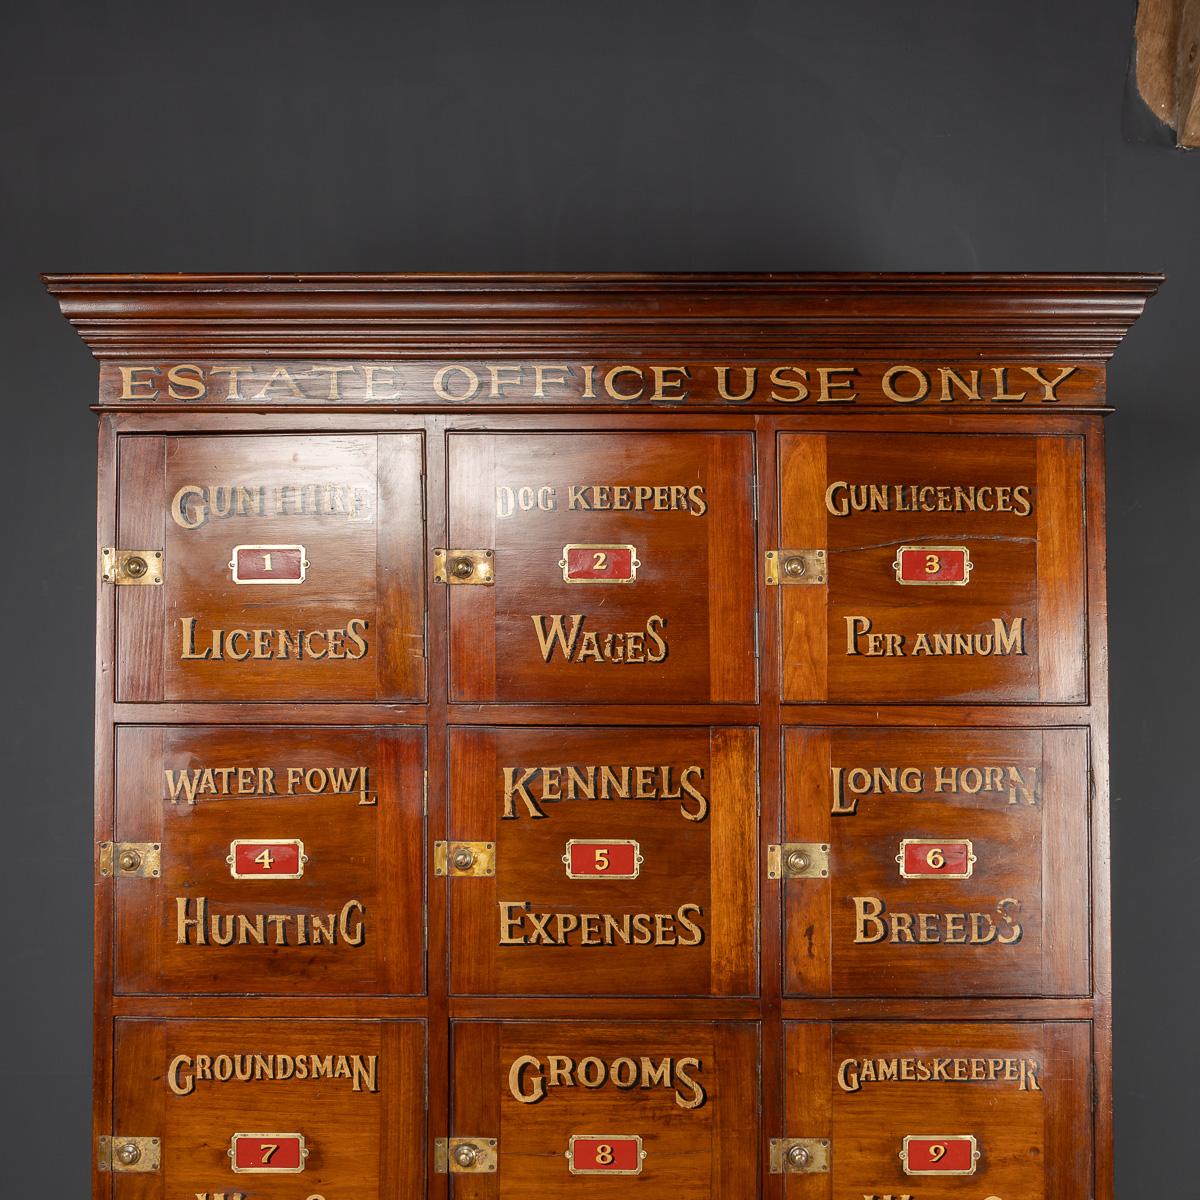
2,1 -> 1195,1194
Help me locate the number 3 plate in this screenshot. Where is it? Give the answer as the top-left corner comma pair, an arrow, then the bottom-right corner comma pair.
892,545 -> 972,586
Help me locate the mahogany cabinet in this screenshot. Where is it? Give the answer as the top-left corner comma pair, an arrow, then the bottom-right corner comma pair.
46,272 -> 1160,1198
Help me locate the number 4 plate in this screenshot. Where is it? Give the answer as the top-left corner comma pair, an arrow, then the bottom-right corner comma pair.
900,1135 -> 979,1176
567,1135 -> 645,1175
227,839 -> 308,879
229,1133 -> 308,1173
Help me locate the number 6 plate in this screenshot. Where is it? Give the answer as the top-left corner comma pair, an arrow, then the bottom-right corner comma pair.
900,1134 -> 979,1175
566,1134 -> 645,1175
897,838 -> 976,880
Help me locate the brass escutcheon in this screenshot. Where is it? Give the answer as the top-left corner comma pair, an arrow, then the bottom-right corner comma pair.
453,1143 -> 479,1168
118,849 -> 142,873
449,556 -> 474,579
124,555 -> 148,578
451,847 -> 476,871
787,1145 -> 810,1168
783,555 -> 807,578
785,849 -> 811,875
116,1143 -> 142,1167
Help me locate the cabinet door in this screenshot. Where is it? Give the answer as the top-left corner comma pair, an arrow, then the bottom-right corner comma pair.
446,726 -> 758,997
447,432 -> 756,703
783,1022 -> 1091,1200
110,725 -> 425,996
781,727 -> 1089,997
108,1018 -> 424,1198
450,1021 -> 759,1197
777,433 -> 1085,703
114,433 -> 425,701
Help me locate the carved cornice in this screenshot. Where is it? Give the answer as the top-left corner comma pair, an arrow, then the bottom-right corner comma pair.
43,272 -> 1163,361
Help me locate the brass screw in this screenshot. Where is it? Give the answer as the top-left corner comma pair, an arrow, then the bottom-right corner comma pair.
124,555 -> 148,579
787,1144 -> 810,1169
116,1142 -> 142,1166
453,1143 -> 479,1168
451,847 -> 476,871
118,849 -> 142,873
785,850 -> 811,875
783,556 -> 807,578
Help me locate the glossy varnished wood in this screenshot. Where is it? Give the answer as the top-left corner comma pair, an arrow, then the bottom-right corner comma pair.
44,273 -> 1161,1200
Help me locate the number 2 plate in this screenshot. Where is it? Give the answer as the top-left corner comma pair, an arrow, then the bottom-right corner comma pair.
227,839 -> 307,879
566,1134 -> 645,1175
563,839 -> 643,879
892,545 -> 972,586
900,1134 -> 979,1175
229,1132 -> 308,1173
560,543 -> 640,583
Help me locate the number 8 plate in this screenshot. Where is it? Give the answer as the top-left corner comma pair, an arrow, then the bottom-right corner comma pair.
566,1134 -> 645,1175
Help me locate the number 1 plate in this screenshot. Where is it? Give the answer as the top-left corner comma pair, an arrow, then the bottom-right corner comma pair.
566,1134 -> 645,1175
230,544 -> 308,585
900,1134 -> 979,1175
229,1132 -> 308,1173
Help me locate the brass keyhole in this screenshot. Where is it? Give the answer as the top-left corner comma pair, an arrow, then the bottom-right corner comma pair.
786,850 -> 811,875
116,1142 -> 142,1166
453,1143 -> 479,1168
786,1144 -> 810,1168
449,557 -> 474,580
452,847 -> 476,871
123,555 -> 148,579
118,849 -> 143,873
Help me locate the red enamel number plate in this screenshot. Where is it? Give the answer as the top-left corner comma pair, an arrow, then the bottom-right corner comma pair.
567,1135 -> 644,1175
563,839 -> 642,879
229,1133 -> 307,1173
228,839 -> 307,879
901,1135 -> 978,1175
561,543 -> 639,583
230,544 -> 307,584
898,838 -> 975,879
893,545 -> 972,585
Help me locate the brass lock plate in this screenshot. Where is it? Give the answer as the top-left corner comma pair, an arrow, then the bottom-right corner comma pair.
767,843 -> 829,880
769,1137 -> 830,1174
100,548 -> 164,585
434,1137 -> 498,1173
98,842 -> 161,879
765,548 -> 826,586
433,548 -> 494,585
433,841 -> 496,877
97,1135 -> 161,1173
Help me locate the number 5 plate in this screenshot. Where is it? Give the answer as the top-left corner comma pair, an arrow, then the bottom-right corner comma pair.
567,1134 -> 645,1175
563,839 -> 643,880
900,1134 -> 979,1175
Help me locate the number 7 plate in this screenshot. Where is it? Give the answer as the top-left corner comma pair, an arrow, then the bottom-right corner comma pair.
229,1132 -> 308,1173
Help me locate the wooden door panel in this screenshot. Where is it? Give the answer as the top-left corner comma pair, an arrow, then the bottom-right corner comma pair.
782,727 -> 1090,997
447,726 -> 758,997
447,432 -> 757,703
111,725 -> 425,995
783,1022 -> 1092,1200
778,432 -> 1086,703
450,1021 -> 759,1198
110,1018 -> 424,1199
115,433 -> 425,701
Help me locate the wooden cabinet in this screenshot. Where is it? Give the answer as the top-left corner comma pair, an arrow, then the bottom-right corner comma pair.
48,272 -> 1160,1198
